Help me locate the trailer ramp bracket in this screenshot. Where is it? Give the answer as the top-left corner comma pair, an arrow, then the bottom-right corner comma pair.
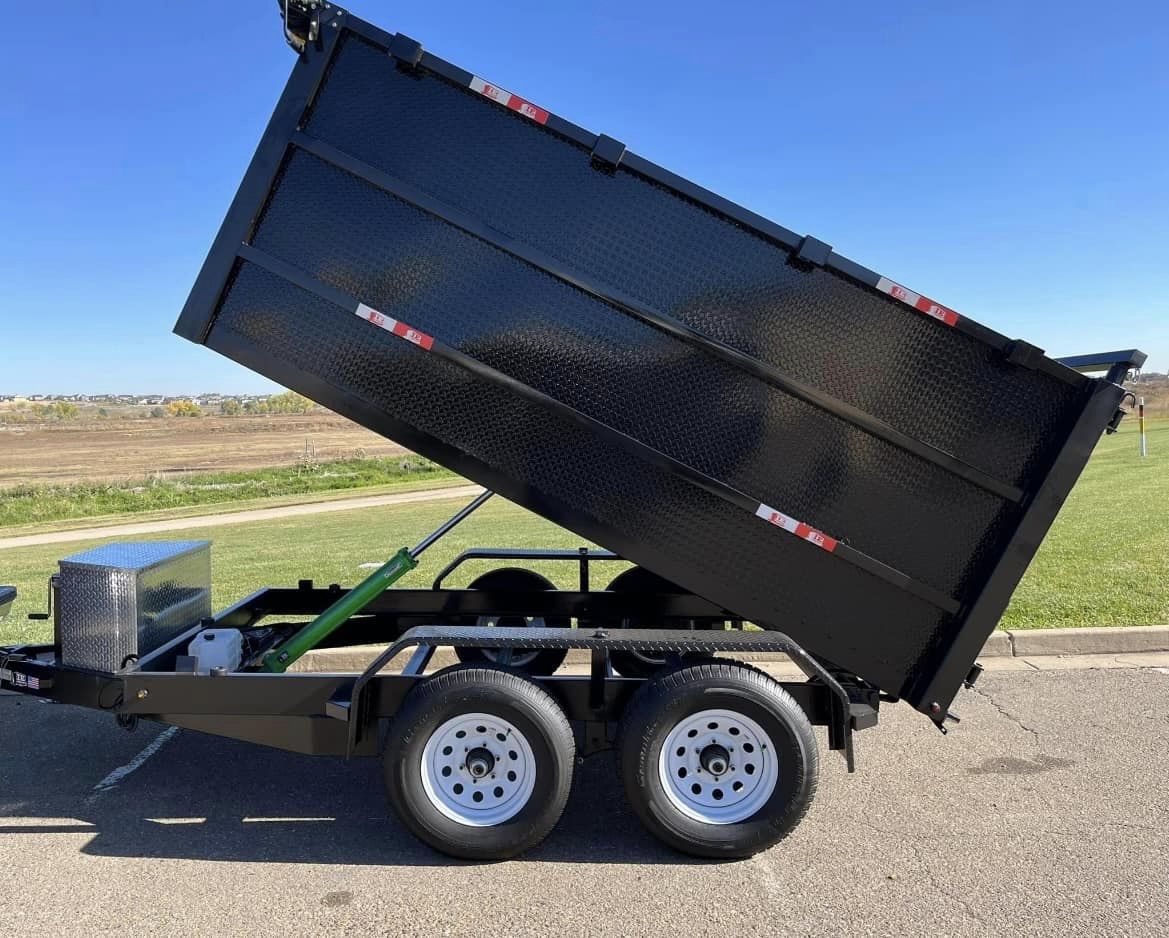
795,235 -> 833,267
1005,339 -> 1046,370
590,134 -> 627,170
388,33 -> 424,68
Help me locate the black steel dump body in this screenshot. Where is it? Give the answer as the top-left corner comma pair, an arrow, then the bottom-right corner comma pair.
175,11 -> 1140,721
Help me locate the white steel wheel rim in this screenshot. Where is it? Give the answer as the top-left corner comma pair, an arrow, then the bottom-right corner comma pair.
658,708 -> 780,825
474,616 -> 547,668
420,712 -> 537,827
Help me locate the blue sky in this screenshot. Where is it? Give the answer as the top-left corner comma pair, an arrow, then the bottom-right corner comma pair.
2,0 -> 1165,393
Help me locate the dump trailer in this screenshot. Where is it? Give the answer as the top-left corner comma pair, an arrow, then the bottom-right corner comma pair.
1,4 -> 1145,861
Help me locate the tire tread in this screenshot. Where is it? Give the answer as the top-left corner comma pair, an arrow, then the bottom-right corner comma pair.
617,658 -> 818,857
386,665 -> 574,860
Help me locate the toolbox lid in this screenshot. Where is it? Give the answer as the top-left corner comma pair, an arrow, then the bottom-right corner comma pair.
60,541 -> 210,573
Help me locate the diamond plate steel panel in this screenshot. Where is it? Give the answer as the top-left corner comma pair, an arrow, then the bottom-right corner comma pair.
388,625 -> 818,654
58,542 -> 211,672
303,34 -> 1082,487
176,20 -> 1114,709
251,151 -> 1015,600
213,263 -> 948,696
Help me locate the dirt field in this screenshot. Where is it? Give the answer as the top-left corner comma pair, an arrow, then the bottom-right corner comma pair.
0,415 -> 405,487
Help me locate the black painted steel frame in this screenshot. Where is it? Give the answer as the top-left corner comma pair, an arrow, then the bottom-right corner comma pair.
210,581 -> 735,628
430,547 -> 620,591
0,624 -> 872,770
1055,349 -> 1146,386
169,9 -> 1140,723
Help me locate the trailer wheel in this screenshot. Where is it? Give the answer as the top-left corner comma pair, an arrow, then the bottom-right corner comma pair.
617,661 -> 818,858
453,569 -> 570,675
604,567 -> 684,678
384,665 -> 575,860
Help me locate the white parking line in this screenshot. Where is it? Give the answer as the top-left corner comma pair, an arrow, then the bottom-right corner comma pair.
146,817 -> 206,825
86,726 -> 180,802
241,816 -> 336,823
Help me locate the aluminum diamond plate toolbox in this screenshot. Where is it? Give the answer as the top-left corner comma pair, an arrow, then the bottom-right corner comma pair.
175,11 -> 1137,718
58,542 -> 211,672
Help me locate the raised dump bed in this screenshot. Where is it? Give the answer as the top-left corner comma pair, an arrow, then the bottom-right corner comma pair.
2,5 -> 1147,863
175,11 -> 1141,723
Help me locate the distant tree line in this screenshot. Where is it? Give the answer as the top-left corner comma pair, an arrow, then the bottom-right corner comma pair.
220,391 -> 314,416
161,392 -> 316,418
0,391 -> 320,423
30,402 -> 79,420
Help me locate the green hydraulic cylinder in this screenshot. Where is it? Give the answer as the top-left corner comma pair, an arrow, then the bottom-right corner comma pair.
259,489 -> 494,673
262,547 -> 417,673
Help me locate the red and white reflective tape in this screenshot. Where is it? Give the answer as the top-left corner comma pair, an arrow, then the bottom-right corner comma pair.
469,75 -> 550,125
355,303 -> 435,351
755,504 -> 839,553
875,277 -> 960,327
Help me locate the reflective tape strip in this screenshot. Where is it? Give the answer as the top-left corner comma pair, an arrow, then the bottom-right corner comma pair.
355,303 -> 434,351
755,504 -> 839,553
469,76 -> 550,125
875,276 -> 960,327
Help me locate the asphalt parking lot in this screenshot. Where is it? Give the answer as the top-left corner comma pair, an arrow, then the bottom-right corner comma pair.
1,667 -> 1166,936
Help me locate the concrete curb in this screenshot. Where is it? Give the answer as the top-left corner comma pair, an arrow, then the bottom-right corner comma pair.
1006,624 -> 1169,657
293,625 -> 1169,674
980,631 -> 1013,657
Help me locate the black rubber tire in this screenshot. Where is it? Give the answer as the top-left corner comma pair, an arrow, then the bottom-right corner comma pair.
452,568 -> 570,676
604,567 -> 685,679
384,665 -> 575,860
617,660 -> 818,858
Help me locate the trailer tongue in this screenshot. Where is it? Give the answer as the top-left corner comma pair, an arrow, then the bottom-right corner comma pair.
1,5 -> 1144,861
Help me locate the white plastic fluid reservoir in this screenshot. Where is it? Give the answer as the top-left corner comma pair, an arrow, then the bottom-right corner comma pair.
187,629 -> 244,674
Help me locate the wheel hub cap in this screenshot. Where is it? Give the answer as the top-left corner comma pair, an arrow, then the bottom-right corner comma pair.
658,708 -> 780,825
420,713 -> 537,827
466,747 -> 495,778
699,744 -> 730,777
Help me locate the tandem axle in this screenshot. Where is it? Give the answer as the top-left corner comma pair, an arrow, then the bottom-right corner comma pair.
0,508 -> 880,860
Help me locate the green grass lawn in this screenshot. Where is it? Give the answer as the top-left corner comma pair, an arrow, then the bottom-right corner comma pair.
1,418 -> 1165,645
0,496 -> 610,646
0,457 -> 455,528
1000,416 -> 1168,629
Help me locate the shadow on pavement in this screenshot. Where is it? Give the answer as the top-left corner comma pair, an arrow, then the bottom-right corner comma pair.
0,701 -> 700,867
